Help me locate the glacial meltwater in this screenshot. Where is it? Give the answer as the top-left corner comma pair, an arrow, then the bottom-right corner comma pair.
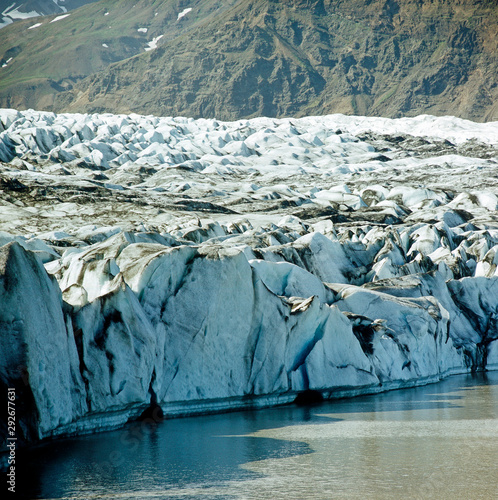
14,372 -> 498,499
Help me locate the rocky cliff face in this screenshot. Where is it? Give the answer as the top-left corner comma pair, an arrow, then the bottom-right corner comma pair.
0,109 -> 497,448
1,0 -> 497,121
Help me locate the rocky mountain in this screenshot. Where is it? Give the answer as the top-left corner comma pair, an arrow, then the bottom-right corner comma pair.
1,0 -> 497,121
0,0 -> 241,110
0,0 -> 97,28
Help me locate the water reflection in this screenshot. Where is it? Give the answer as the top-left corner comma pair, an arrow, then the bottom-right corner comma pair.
18,407 -> 318,499
15,372 -> 498,499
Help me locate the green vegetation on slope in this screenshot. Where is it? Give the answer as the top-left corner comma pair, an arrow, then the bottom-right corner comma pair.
1,0 -> 497,121
0,0 -> 240,108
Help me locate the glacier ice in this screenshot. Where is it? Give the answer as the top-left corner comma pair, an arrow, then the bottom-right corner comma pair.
0,109 -> 497,447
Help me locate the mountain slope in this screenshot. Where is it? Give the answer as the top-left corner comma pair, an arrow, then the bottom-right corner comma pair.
56,0 -> 498,121
0,0 -> 97,29
1,0 -> 498,121
0,0 -> 240,110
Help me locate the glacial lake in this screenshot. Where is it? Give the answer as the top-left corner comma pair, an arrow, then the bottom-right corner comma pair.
16,372 -> 498,499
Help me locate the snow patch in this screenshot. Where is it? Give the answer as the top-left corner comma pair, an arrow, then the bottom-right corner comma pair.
53,0 -> 67,13
28,22 -> 42,29
2,4 -> 39,20
1,3 -> 16,16
50,13 -> 71,23
0,18 -> 13,29
177,7 -> 192,20
145,35 -> 164,52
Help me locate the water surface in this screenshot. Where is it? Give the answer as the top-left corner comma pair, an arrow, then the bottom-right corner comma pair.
17,372 -> 498,499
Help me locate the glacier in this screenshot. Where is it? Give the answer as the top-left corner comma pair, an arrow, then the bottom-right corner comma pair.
0,109 -> 497,449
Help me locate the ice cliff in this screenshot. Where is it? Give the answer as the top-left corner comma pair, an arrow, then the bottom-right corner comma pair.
0,109 -> 497,447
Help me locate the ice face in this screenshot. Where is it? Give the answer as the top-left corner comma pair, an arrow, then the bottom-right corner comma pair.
0,109 -> 497,445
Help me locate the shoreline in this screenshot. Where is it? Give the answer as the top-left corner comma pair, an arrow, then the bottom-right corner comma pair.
2,365 -> 493,464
